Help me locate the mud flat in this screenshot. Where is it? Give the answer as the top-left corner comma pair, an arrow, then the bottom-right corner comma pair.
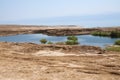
0,42 -> 120,80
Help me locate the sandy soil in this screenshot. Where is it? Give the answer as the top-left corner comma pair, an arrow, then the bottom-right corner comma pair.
0,25 -> 120,36
0,25 -> 83,36
0,42 -> 120,80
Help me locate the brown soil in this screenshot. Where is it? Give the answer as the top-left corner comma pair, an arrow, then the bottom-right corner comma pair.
0,42 -> 120,80
0,25 -> 83,36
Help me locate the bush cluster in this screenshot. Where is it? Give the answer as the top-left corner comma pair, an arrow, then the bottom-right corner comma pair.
115,40 -> 120,45
55,42 -> 65,45
40,39 -> 47,44
66,36 -> 79,45
110,31 -> 120,38
91,31 -> 120,38
91,31 -> 111,37
47,41 -> 53,44
106,46 -> 120,52
40,36 -> 79,45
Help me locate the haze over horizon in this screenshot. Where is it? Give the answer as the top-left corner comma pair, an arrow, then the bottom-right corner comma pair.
0,0 -> 120,27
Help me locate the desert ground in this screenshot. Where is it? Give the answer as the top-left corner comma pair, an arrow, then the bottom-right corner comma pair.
0,25 -> 120,36
0,25 -> 120,80
0,42 -> 120,80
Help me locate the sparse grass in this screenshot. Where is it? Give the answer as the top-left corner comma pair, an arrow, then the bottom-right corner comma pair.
106,46 -> 120,52
55,42 -> 65,45
114,40 -> 120,45
106,39 -> 120,52
47,41 -> 53,44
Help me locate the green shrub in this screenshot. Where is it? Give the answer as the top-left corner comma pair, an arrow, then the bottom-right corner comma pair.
105,39 -> 120,52
66,40 -> 78,45
106,46 -> 120,52
40,39 -> 47,44
91,31 -> 120,38
91,31 -> 110,37
110,31 -> 120,38
67,36 -> 78,41
115,40 -> 120,45
66,36 -> 79,45
55,42 -> 65,45
47,41 -> 53,44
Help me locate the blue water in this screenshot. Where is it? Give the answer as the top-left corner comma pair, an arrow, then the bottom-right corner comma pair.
0,34 -> 119,48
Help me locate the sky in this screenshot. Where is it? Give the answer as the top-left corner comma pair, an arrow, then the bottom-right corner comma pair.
0,0 -> 120,27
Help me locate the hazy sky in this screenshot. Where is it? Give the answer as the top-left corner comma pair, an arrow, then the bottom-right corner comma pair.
0,0 -> 120,27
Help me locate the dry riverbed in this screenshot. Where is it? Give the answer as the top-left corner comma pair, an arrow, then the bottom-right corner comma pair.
0,42 -> 120,80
